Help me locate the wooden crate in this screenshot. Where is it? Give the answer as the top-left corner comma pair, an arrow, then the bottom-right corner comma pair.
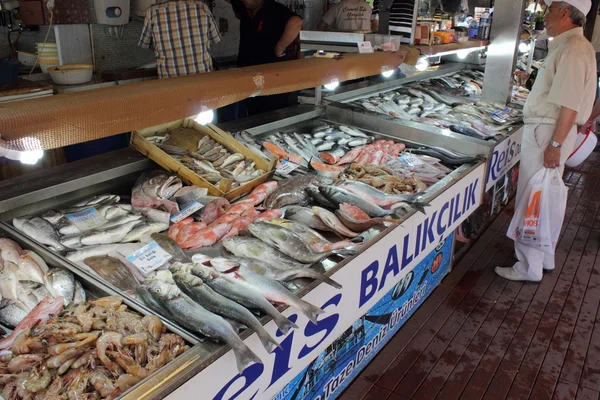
131,119 -> 276,201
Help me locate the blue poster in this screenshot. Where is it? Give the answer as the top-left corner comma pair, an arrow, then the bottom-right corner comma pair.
273,233 -> 454,400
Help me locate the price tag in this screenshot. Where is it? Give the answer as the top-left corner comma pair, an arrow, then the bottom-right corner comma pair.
358,41 -> 374,54
399,153 -> 425,167
170,201 -> 204,224
126,241 -> 172,274
276,160 -> 300,175
491,108 -> 510,124
66,208 -> 107,231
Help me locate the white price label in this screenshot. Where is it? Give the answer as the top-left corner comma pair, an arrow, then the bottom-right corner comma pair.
126,241 -> 172,274
399,153 -> 425,167
276,160 -> 300,175
66,208 -> 107,231
170,201 -> 204,224
358,41 -> 374,54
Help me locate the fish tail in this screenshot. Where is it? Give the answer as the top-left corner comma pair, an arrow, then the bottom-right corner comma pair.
283,270 -> 343,290
233,342 -> 263,374
255,327 -> 281,352
300,300 -> 325,325
272,313 -> 298,335
332,247 -> 359,256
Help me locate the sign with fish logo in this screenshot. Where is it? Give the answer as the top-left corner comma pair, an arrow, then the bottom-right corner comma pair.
165,164 -> 485,400
485,127 -> 523,191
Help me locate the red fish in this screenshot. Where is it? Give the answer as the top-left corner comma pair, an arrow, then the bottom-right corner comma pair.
179,223 -> 232,249
254,209 -> 284,222
168,217 -> 194,240
224,202 -> 255,216
337,147 -> 363,166
201,198 -> 230,224
263,142 -> 304,165
0,296 -> 64,350
220,216 -> 256,240
237,181 -> 278,206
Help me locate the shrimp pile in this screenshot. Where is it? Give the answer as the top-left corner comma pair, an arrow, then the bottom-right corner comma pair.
336,164 -> 428,194
0,296 -> 188,400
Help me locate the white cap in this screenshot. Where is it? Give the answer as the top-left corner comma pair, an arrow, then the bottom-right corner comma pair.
545,0 -> 591,16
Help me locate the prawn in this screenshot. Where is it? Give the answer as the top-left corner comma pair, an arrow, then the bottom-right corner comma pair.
65,370 -> 89,400
96,332 -> 123,371
141,315 -> 163,341
116,374 -> 142,392
8,354 -> 45,373
89,369 -> 117,398
12,329 -> 44,355
46,348 -> 84,369
89,296 -> 123,309
109,351 -> 150,379
71,351 -> 96,369
48,332 -> 100,356
24,368 -> 52,393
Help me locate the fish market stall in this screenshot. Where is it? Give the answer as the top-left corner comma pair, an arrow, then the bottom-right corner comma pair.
0,103 -> 487,399
325,67 -> 526,243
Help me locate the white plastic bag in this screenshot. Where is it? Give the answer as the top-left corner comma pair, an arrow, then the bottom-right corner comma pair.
507,168 -> 568,254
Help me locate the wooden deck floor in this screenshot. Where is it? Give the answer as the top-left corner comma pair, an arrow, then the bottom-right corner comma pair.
340,152 -> 600,400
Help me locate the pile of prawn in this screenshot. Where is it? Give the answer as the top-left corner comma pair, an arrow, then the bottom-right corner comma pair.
0,296 -> 188,400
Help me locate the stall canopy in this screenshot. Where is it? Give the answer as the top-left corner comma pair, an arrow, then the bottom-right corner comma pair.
0,50 -> 418,151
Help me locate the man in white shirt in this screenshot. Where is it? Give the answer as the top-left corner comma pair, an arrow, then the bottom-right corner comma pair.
317,0 -> 373,32
495,0 -> 597,283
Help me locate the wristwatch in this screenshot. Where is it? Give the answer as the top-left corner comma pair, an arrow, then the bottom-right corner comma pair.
550,140 -> 562,148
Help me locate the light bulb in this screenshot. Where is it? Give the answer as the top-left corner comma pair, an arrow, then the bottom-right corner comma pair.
548,37 -> 553,41
415,58 -> 429,72
324,80 -> 339,90
194,109 -> 214,125
381,69 -> 394,78
19,150 -> 43,165
518,42 -> 529,53
457,50 -> 470,59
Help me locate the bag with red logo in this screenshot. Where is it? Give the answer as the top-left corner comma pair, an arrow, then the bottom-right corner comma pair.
507,168 -> 568,254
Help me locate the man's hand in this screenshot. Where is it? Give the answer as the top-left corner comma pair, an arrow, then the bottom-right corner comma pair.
274,42 -> 286,57
581,118 -> 597,133
543,145 -> 561,168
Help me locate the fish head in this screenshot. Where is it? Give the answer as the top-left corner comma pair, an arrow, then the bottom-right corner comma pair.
190,264 -> 218,281
146,279 -> 178,300
172,271 -> 203,287
170,262 -> 193,275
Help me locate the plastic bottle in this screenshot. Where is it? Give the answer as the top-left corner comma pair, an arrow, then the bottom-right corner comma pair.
478,10 -> 490,39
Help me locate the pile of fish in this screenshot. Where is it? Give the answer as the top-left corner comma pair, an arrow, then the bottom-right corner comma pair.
0,238 -> 85,329
0,295 -> 188,400
167,181 -> 283,249
148,131 -> 266,188
418,70 -> 485,98
353,71 -> 523,142
12,188 -> 171,267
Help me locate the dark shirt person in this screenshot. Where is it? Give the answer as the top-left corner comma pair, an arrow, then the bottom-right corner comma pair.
230,0 -> 303,116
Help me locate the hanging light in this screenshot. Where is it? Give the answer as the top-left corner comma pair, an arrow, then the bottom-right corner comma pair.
415,57 -> 429,72
324,80 -> 339,90
381,68 -> 395,78
194,109 -> 214,125
19,150 -> 44,165
518,42 -> 530,53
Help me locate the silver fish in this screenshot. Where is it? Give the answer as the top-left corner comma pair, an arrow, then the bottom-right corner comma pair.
151,233 -> 190,262
283,205 -> 332,231
317,187 -> 398,218
47,268 -> 75,304
218,264 -> 324,324
221,153 -> 245,168
146,276 -> 262,373
338,125 -> 369,138
190,263 -> 297,334
73,280 -> 86,303
171,266 -> 280,352
121,222 -> 169,243
264,175 -> 321,209
0,299 -> 28,328
41,210 -> 64,225
65,244 -> 123,263
80,220 -> 142,246
73,194 -> 120,207
212,255 -> 342,289
311,207 -> 360,238
13,217 -> 69,253
19,281 -> 52,303
247,222 -> 339,264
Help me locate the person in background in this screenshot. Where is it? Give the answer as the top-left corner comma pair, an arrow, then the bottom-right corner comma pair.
230,0 -> 303,116
317,0 -> 373,32
139,0 -> 221,79
495,0 -> 596,283
370,0 -> 414,37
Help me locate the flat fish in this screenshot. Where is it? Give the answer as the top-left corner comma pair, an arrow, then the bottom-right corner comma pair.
84,256 -> 139,292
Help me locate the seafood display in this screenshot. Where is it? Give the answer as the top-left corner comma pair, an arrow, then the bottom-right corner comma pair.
351,70 -> 523,142
0,238 -> 85,329
0,295 -> 188,400
147,128 -> 267,188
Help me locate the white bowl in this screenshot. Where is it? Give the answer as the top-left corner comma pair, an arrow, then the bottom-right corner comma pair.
48,64 -> 93,85
17,51 -> 37,67
566,130 -> 598,168
40,63 -> 60,73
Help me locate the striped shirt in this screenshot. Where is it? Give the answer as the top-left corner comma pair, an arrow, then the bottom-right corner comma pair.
139,0 -> 221,79
371,0 -> 415,41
